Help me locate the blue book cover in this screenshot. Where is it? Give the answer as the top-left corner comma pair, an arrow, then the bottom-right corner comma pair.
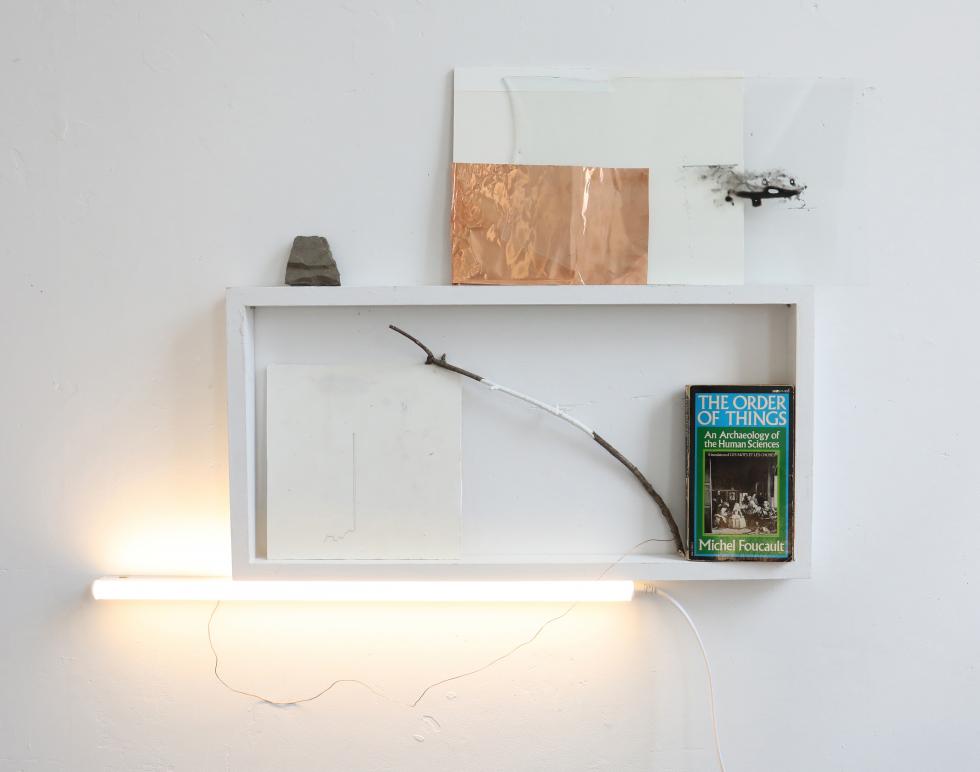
687,386 -> 795,562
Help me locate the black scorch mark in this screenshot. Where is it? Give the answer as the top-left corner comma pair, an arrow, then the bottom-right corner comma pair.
701,166 -> 807,208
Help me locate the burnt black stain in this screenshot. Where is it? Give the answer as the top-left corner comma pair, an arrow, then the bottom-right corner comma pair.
706,167 -> 807,208
727,186 -> 806,207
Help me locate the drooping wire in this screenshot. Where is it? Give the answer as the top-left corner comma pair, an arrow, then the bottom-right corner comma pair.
207,536 -> 675,709
406,536 -> 675,708
653,587 -> 727,772
206,538 -> 727,770
207,601 -> 397,708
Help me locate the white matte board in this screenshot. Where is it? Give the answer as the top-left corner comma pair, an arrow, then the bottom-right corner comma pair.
265,364 -> 462,559
453,68 -> 745,284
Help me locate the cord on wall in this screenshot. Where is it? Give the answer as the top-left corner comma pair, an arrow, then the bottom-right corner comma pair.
208,537 -> 673,707
643,586 -> 727,772
207,568 -> 727,772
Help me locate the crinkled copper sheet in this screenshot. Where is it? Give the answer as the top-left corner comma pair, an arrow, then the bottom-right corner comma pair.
451,163 -> 649,285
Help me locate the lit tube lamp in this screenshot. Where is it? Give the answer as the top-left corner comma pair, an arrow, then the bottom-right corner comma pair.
91,577 -> 635,603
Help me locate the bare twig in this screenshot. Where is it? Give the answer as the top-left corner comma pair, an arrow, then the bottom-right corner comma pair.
389,325 -> 685,555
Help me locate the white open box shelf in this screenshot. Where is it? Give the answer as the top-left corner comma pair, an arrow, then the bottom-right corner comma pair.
227,285 -> 813,581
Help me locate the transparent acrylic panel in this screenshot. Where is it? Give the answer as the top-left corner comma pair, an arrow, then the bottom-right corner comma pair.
744,77 -> 869,286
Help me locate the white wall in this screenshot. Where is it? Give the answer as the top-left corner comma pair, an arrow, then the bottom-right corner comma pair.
2,2 -> 978,770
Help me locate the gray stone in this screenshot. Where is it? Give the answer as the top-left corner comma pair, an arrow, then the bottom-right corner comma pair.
285,236 -> 341,286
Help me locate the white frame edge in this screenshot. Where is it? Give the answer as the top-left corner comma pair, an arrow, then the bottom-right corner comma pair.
225,285 -> 815,581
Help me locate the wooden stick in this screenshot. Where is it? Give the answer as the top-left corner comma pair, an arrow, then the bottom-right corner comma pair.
389,325 -> 685,555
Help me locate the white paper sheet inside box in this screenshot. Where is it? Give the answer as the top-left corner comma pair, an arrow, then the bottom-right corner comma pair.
265,363 -> 462,559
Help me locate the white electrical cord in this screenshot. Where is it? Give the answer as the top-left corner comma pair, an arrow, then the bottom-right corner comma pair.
653,587 -> 727,772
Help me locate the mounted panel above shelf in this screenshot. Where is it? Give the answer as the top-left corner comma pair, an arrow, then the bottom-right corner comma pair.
227,285 -> 813,581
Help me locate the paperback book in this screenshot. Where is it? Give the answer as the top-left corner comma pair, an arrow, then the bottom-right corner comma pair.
687,385 -> 794,562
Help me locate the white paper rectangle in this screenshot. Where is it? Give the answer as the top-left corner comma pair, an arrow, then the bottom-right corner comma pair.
266,364 -> 462,559
453,68 -> 744,285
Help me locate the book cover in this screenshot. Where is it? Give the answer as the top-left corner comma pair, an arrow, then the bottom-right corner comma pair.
687,385 -> 794,562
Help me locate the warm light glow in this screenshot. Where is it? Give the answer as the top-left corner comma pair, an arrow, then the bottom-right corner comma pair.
91,577 -> 635,603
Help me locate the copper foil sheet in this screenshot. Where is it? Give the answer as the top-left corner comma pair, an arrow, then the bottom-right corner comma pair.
451,162 -> 649,285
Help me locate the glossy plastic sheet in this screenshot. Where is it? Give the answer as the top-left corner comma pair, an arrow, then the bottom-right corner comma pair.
451,162 -> 649,285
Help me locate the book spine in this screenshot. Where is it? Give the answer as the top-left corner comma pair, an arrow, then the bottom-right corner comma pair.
684,386 -> 693,559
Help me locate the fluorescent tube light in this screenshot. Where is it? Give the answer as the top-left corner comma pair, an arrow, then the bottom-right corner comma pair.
91,577 -> 635,603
